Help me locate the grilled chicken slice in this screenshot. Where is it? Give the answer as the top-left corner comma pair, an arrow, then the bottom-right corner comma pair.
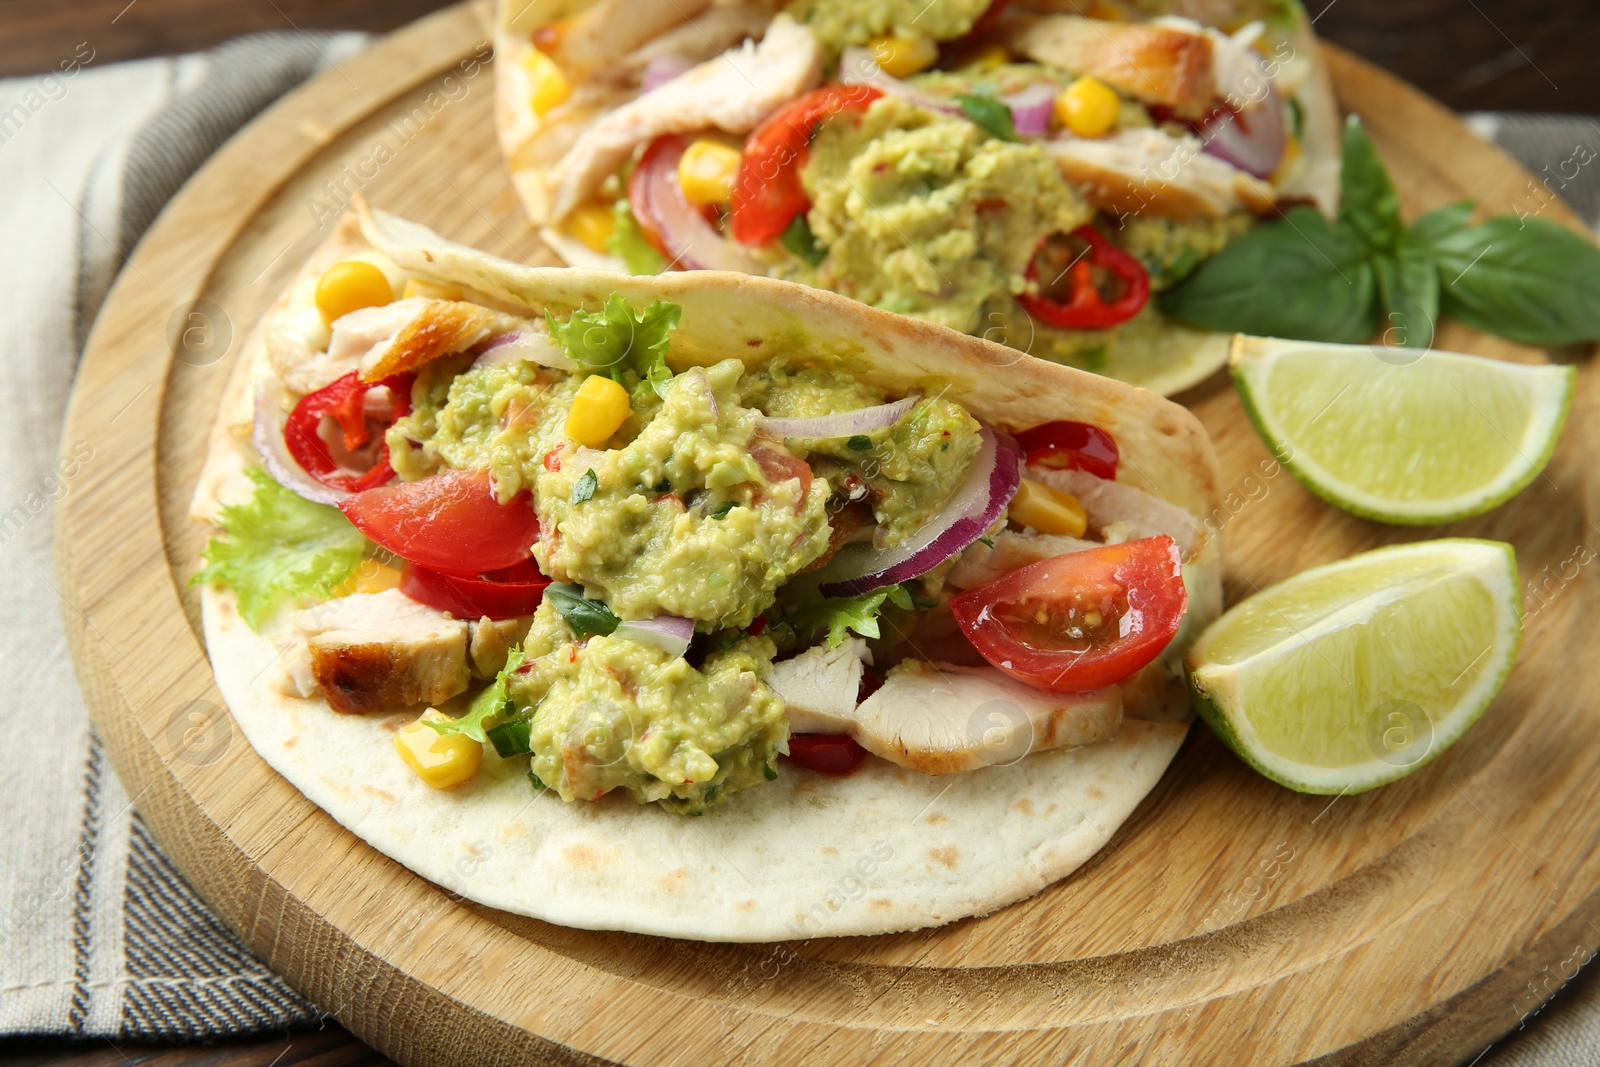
1001,14 -> 1215,109
281,590 -> 471,714
323,297 -> 521,382
1044,128 -> 1277,220
531,0 -> 714,79
621,4 -> 775,75
1027,466 -> 1208,560
545,14 -> 822,222
766,637 -> 871,733
946,530 -> 1097,592
469,614 -> 535,678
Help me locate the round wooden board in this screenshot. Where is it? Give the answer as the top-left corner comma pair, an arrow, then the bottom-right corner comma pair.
56,4 -> 1600,1063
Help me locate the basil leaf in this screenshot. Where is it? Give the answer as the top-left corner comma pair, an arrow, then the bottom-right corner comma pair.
1430,217 -> 1600,346
545,582 -> 620,637
1338,116 -> 1402,253
572,468 -> 598,503
781,215 -> 826,266
486,717 -> 533,757
955,93 -> 1018,142
1159,206 -> 1380,343
710,500 -> 736,520
1408,200 -> 1475,246
846,434 -> 873,451
1372,248 -> 1439,349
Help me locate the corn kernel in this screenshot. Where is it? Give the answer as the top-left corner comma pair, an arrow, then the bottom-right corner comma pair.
564,374 -> 632,446
1009,478 -> 1087,537
401,277 -> 465,301
1056,75 -> 1120,139
869,34 -> 939,78
568,200 -> 618,252
960,43 -> 1011,72
676,139 -> 743,207
395,710 -> 482,790
314,260 -> 393,325
522,49 -> 572,117
332,562 -> 403,599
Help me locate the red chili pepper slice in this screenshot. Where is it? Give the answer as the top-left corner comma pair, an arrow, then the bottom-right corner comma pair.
1019,225 -> 1150,331
284,371 -> 414,493
399,558 -> 551,620
1015,421 -> 1120,480
784,734 -> 868,777
730,85 -> 883,246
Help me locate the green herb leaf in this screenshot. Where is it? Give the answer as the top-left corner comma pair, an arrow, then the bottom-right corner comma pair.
784,585 -> 911,649
781,214 -> 827,266
528,769 -> 547,790
486,717 -> 533,757
652,478 -> 672,494
606,199 -> 667,275
710,500 -> 736,520
1372,247 -> 1439,349
426,648 -> 526,743
1407,200 -> 1476,246
846,434 -> 873,451
192,468 -> 366,629
955,93 -> 1018,142
546,582 -> 621,637
547,293 -> 681,394
977,535 -> 996,548
572,468 -> 598,503
1338,115 -> 1402,253
1159,206 -> 1379,343
1427,217 -> 1600,346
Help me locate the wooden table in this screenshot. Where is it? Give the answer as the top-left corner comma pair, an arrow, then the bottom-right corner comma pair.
6,1 -> 1599,1065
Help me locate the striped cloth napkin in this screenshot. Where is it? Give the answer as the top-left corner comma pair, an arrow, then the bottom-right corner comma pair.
0,28 -> 1596,1063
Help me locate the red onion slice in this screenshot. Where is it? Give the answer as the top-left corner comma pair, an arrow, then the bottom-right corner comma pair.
1003,82 -> 1058,137
837,47 -> 961,115
759,394 -> 917,440
252,389 -> 352,506
1196,55 -> 1285,178
641,53 -> 694,91
635,136 -> 766,273
472,328 -> 577,372
614,614 -> 696,657
817,425 -> 1022,596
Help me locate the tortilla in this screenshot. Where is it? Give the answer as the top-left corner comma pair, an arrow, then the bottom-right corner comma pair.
192,201 -> 1223,941
490,0 -> 1342,398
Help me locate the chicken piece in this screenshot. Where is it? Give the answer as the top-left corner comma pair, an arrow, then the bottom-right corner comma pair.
946,530 -> 1097,592
847,660 -> 1123,775
284,590 -> 471,714
325,298 -> 522,383
533,0 -> 714,80
766,637 -> 871,733
545,14 -> 823,222
620,4 -> 776,76
264,287 -> 341,395
1044,128 -> 1277,221
469,615 -> 535,678
1001,14 -> 1215,109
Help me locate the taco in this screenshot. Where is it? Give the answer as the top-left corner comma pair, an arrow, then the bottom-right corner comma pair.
190,200 -> 1223,940
492,0 -> 1340,396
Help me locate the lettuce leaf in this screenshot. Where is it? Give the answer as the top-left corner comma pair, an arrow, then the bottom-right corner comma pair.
546,293 -> 682,399
607,199 -> 667,275
426,647 -> 525,743
192,467 -> 366,629
784,584 -> 913,649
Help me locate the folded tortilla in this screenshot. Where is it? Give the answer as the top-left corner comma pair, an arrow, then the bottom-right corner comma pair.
490,0 -> 1341,398
193,201 -> 1223,941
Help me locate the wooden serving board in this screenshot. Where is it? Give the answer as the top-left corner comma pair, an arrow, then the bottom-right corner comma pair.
55,4 -> 1600,1063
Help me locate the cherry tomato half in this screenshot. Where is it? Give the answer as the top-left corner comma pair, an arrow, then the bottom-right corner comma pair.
339,469 -> 540,576
784,734 -> 868,776
399,558 -> 550,620
950,536 -> 1186,693
1015,420 -> 1119,480
284,371 -> 413,492
730,85 -> 883,246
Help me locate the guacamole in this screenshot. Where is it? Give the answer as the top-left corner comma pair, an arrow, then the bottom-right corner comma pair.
793,95 -> 1092,333
784,0 -> 992,48
510,602 -> 785,814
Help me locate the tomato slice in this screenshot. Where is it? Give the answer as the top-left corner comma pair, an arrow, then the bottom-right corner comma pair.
951,536 -> 1186,693
1015,421 -> 1119,480
784,734 -> 867,776
1019,226 -> 1149,331
729,85 -> 883,246
399,558 -> 550,620
339,469 -> 540,575
284,371 -> 413,492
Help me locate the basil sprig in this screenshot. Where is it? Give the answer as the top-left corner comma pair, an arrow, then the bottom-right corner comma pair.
1160,116 -> 1600,348
545,582 -> 620,638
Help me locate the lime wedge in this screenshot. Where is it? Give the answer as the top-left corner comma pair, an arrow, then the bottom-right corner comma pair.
1231,336 -> 1574,524
1187,539 -> 1522,794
